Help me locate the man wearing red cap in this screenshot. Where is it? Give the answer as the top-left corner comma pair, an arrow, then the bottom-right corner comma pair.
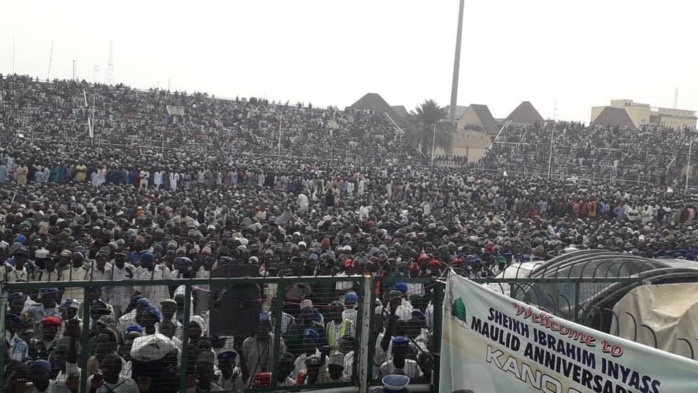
28,316 -> 62,360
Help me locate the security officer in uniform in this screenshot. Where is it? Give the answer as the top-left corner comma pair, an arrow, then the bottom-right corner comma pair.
24,288 -> 61,337
5,313 -> 29,361
59,252 -> 91,303
32,249 -> 61,285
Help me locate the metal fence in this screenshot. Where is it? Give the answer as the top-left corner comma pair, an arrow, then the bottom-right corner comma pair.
0,275 -> 443,393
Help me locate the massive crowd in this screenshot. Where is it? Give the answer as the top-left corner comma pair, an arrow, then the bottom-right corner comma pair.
2,74 -> 698,392
480,121 -> 697,185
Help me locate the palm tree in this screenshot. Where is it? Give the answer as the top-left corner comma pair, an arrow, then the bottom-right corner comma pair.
406,100 -> 454,158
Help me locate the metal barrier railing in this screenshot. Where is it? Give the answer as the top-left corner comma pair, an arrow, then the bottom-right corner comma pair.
0,275 -> 443,393
365,277 -> 443,391
0,276 -> 379,393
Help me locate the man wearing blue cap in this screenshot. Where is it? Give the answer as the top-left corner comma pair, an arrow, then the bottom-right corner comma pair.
285,306 -> 327,357
6,313 -> 28,361
117,296 -> 150,334
59,298 -> 80,321
342,290 -> 359,325
24,288 -> 60,336
388,284 -> 413,322
216,351 -> 243,391
8,247 -> 30,283
8,292 -> 27,315
378,336 -> 422,379
289,328 -> 327,381
133,252 -> 172,308
27,359 -> 53,392
137,306 -> 162,335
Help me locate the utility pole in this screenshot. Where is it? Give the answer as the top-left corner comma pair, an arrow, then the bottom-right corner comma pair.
105,40 -> 114,85
277,114 -> 283,166
431,123 -> 437,166
449,0 -> 465,125
47,41 -> 54,80
548,127 -> 555,177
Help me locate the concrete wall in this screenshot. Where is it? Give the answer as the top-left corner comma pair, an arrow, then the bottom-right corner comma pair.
591,102 -> 651,129
433,128 -> 491,162
590,106 -> 606,123
658,114 -> 697,129
624,105 -> 651,128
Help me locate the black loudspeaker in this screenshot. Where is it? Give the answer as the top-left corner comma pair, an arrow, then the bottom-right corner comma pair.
208,264 -> 262,338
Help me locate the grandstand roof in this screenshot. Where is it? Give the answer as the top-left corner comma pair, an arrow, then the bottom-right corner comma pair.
591,107 -> 638,130
351,93 -> 404,124
506,101 -> 544,124
468,104 -> 499,134
391,105 -> 409,118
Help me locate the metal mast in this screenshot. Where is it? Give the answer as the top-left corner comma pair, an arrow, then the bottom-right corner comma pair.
449,0 -> 465,125
105,40 -> 114,85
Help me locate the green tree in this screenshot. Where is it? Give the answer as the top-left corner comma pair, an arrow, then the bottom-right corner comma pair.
406,100 -> 454,157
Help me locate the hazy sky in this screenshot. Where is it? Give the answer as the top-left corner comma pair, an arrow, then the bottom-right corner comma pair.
2,0 -> 697,122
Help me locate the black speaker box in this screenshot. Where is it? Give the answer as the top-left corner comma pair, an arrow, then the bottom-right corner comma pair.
208,264 -> 262,338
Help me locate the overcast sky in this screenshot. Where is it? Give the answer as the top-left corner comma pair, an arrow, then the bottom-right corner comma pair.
2,0 -> 697,122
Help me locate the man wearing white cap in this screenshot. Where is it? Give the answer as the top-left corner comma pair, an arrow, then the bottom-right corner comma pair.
59,252 -> 91,303
319,353 -> 349,383
297,193 -> 309,213
32,249 -> 60,284
109,251 -> 135,319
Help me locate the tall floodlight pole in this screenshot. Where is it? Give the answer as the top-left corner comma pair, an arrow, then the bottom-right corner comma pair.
687,141 -> 692,193
449,0 -> 465,125
431,123 -> 437,166
47,41 -> 54,80
547,127 -> 554,177
277,114 -> 283,166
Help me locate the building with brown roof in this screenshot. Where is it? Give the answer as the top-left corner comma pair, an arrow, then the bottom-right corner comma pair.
590,107 -> 638,130
350,93 -> 405,125
431,104 -> 498,162
390,105 -> 409,119
444,105 -> 469,122
456,104 -> 499,135
506,101 -> 544,124
591,99 -> 696,129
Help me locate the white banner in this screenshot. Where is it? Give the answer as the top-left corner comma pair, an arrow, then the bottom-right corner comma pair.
439,271 -> 698,393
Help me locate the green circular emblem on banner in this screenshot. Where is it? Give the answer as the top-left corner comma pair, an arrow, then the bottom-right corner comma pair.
452,297 -> 466,322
